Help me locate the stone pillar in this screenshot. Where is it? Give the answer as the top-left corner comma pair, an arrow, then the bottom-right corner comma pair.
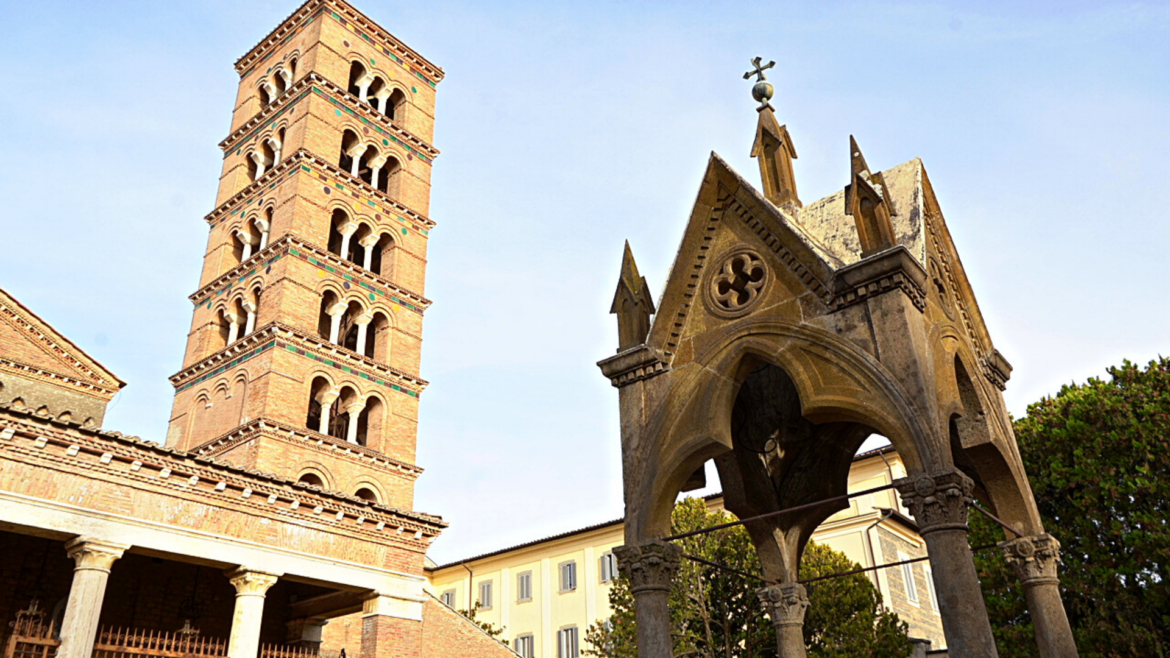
359,234 -> 380,271
327,302 -> 348,344
613,541 -> 681,658
338,223 -> 358,261
226,567 -> 280,658
226,313 -> 241,345
895,470 -> 998,658
250,152 -> 267,180
376,92 -> 390,114
268,138 -> 283,165
58,538 -> 128,658
286,617 -> 328,649
757,583 -> 809,658
346,402 -> 365,444
243,301 -> 258,336
355,314 -> 373,356
1000,534 -> 1079,658
368,158 -> 385,192
358,78 -> 372,103
255,219 -> 271,250
317,391 -> 338,436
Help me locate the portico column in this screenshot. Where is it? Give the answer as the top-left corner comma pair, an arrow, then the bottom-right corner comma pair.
225,567 -> 281,658
345,401 -> 365,444
1000,534 -> 1079,658
757,583 -> 809,658
613,541 -> 681,658
58,537 -> 128,658
359,234 -> 380,270
895,470 -> 998,658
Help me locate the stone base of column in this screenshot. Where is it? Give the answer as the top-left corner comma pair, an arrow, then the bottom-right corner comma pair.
360,614 -> 421,658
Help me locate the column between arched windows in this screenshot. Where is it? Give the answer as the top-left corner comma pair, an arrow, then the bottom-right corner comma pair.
326,302 -> 349,344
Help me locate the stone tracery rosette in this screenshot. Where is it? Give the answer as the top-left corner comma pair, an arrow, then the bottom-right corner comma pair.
613,541 -> 682,594
705,249 -> 769,317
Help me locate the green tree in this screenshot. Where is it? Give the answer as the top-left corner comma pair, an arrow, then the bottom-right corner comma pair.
585,497 -> 909,658
971,358 -> 1170,658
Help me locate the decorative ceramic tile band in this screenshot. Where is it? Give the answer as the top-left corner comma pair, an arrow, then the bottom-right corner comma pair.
175,338 -> 419,399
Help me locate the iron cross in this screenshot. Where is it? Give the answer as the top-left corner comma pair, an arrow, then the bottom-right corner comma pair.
743,57 -> 776,82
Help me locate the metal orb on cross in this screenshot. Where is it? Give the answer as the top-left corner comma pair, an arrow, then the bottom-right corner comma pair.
743,56 -> 776,109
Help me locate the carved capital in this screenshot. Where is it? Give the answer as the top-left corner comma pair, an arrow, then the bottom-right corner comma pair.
1000,534 -> 1062,587
225,567 -> 280,597
756,583 -> 809,629
65,537 -> 128,573
613,541 -> 681,594
894,470 -> 974,534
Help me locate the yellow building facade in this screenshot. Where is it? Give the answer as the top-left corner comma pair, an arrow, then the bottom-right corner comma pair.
427,447 -> 946,657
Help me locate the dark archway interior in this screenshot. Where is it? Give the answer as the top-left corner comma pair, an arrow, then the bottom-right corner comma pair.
713,360 -> 873,581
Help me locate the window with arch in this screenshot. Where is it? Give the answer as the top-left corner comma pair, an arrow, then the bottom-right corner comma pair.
354,486 -> 378,503
386,88 -> 406,122
347,62 -> 368,98
298,472 -> 325,488
370,232 -> 396,279
306,376 -> 335,436
258,82 -> 272,107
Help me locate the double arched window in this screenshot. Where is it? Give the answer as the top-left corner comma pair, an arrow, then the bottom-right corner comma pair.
231,208 -> 273,267
245,128 -> 286,183
258,58 -> 298,109
215,285 -> 263,350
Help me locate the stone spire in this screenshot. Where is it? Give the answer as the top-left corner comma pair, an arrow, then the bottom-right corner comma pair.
844,135 -> 898,257
744,58 -> 801,211
610,241 -> 655,351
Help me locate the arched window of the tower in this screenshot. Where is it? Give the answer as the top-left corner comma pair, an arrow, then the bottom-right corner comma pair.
363,311 -> 391,362
318,290 -> 341,341
348,62 -> 367,96
339,300 -> 364,352
243,287 -> 262,336
333,386 -> 362,441
228,299 -> 247,345
328,210 -> 361,262
356,145 -> 378,187
370,233 -> 396,279
339,130 -> 362,178
258,82 -> 272,107
306,376 -> 336,436
298,473 -> 325,489
274,68 -> 290,96
367,77 -> 386,111
378,157 -> 401,197
386,88 -> 406,122
288,57 -> 298,80
354,487 -> 378,503
350,224 -> 373,266
216,309 -> 232,351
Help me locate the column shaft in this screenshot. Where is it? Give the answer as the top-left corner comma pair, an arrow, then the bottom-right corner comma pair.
896,471 -> 998,658
1001,534 -> 1079,658
58,538 -> 127,658
226,568 -> 280,658
346,410 -> 362,444
319,402 -> 332,435
329,314 -> 343,343
758,583 -> 809,658
614,541 -> 681,658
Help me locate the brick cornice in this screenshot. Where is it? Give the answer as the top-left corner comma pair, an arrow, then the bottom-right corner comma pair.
168,324 -> 427,394
190,417 -> 423,480
0,358 -> 119,400
0,410 -> 445,541
234,0 -> 444,86
188,235 -> 430,312
221,73 -> 438,160
204,149 -> 434,230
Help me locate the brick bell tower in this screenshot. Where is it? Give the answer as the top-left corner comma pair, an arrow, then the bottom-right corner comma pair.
166,0 -> 442,513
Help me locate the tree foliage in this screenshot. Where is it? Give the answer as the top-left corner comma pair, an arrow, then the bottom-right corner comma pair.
585,497 -> 909,658
971,358 -> 1170,658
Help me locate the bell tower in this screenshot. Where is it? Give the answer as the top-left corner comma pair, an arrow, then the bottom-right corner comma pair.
165,0 -> 442,510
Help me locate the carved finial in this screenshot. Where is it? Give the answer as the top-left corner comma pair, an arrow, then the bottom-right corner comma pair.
743,57 -> 776,111
751,105 -> 801,210
844,135 -> 897,257
610,241 -> 655,352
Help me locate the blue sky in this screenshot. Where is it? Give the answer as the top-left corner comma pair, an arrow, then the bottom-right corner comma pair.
1,0 -> 1167,563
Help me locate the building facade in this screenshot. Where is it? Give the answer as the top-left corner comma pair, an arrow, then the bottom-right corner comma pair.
427,448 -> 947,657
0,2 -> 514,658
